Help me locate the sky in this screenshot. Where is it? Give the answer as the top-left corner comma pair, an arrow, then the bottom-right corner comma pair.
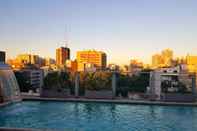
0,0 -> 197,65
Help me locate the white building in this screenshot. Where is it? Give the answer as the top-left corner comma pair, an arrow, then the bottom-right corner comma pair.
149,66 -> 196,100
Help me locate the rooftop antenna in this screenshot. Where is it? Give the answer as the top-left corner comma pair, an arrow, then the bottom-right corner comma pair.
64,24 -> 70,48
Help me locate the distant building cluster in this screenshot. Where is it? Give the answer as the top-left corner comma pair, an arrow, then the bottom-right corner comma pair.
5,46 -> 108,93
7,54 -> 55,70
4,46 -> 197,99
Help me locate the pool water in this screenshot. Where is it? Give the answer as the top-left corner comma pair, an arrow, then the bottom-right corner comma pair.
0,101 -> 197,131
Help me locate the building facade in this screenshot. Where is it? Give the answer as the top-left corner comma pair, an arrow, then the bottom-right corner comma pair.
21,69 -> 44,91
161,49 -> 173,66
66,60 -> 78,73
152,49 -> 174,68
0,51 -> 5,63
8,54 -> 44,70
44,57 -> 56,66
76,50 -> 107,71
149,66 -> 196,101
56,47 -> 70,66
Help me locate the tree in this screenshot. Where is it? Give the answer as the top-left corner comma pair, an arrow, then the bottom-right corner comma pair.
59,71 -> 70,88
117,74 -> 130,97
43,72 -> 60,89
43,71 -> 71,91
79,72 -> 112,91
128,71 -> 150,93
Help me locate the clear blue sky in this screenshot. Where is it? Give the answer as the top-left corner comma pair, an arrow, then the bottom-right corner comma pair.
0,0 -> 197,64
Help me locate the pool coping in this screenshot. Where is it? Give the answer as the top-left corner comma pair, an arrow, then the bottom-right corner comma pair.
0,102 -> 12,108
0,127 -> 57,131
22,96 -> 197,107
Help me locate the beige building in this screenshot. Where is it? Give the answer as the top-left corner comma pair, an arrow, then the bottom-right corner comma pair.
152,49 -> 174,68
152,54 -> 163,68
186,55 -> 197,73
186,55 -> 197,65
76,50 -> 107,71
161,49 -> 173,66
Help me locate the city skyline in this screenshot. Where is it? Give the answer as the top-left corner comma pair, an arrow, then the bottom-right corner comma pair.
1,0 -> 197,64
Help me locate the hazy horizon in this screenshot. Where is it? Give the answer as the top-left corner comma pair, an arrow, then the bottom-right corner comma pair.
1,0 -> 197,65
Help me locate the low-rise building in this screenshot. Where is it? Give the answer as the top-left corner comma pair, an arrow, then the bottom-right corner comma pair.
17,69 -> 44,92
149,66 -> 196,102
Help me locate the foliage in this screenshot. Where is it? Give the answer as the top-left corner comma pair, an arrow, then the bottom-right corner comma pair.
79,72 -> 112,91
43,71 -> 71,90
129,73 -> 149,93
178,82 -> 189,93
117,71 -> 150,93
117,74 -> 130,97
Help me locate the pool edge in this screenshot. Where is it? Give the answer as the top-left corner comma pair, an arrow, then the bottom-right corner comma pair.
22,97 -> 197,107
0,127 -> 58,131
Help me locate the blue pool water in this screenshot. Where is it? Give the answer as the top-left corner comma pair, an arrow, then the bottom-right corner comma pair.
0,101 -> 197,131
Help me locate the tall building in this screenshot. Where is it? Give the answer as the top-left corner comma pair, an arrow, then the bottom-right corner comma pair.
186,55 -> 197,65
186,55 -> 197,73
161,49 -> 173,66
56,47 -> 70,65
76,50 -> 107,71
152,49 -> 174,68
0,51 -> 5,63
152,54 -> 163,68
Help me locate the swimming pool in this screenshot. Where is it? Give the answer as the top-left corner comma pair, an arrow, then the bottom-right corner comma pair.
0,101 -> 197,131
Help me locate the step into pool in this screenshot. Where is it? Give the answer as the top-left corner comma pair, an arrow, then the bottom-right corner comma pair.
0,101 -> 197,131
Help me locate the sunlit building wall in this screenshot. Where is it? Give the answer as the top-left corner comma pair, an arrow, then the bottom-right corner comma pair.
152,54 -> 163,68
152,49 -> 174,68
76,50 -> 107,71
16,54 -> 40,65
186,55 -> 197,73
186,55 -> 197,65
56,47 -> 70,66
66,60 -> 78,73
161,49 -> 173,67
7,54 -> 43,70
